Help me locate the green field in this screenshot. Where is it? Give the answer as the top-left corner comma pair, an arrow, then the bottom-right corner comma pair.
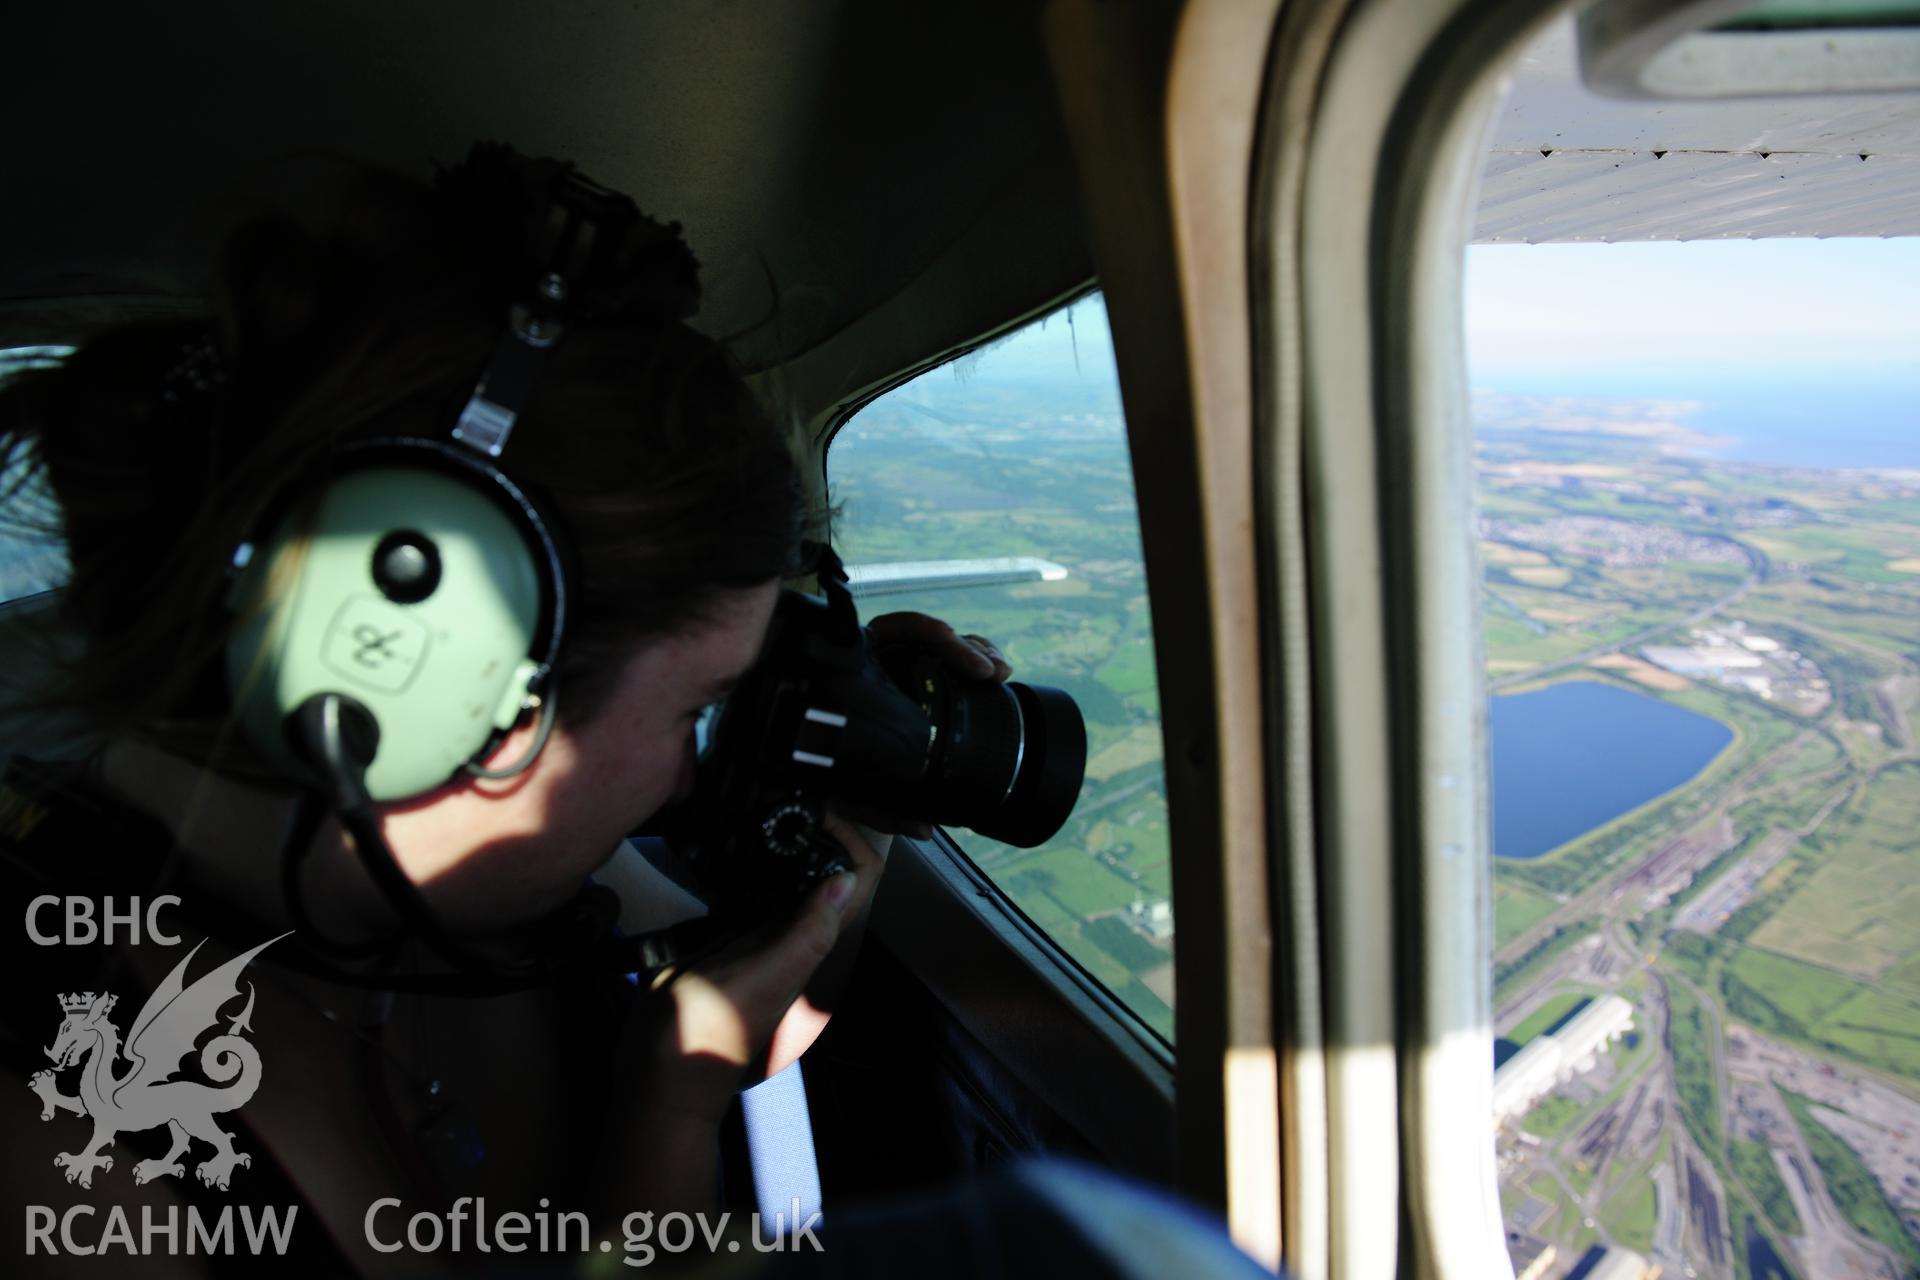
1650,870 -> 1920,1087
1084,915 -> 1164,972
1495,879 -> 1560,949
1746,579 -> 1920,669
1725,947 -> 1864,1033
1495,925 -> 1588,1007
1525,1091 -> 1586,1138
1818,986 -> 1920,1084
1746,521 -> 1920,587
1698,764 -> 1920,1081
1601,1176 -> 1658,1254
1748,763 -> 1920,982
1744,732 -> 1845,794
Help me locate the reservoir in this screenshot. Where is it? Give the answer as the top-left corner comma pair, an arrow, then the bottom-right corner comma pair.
1491,680 -> 1733,860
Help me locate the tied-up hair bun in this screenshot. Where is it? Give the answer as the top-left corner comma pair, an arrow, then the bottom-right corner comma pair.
435,142 -> 701,327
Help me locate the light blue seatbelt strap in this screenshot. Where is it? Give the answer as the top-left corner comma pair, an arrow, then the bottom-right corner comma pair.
740,1059 -> 823,1229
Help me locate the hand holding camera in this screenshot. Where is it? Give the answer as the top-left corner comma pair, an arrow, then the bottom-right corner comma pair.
651,550 -> 1088,913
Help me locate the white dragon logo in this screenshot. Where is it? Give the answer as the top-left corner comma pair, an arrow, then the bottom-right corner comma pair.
27,933 -> 287,1191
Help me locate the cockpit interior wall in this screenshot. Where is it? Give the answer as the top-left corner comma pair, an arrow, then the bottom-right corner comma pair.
0,0 -> 1094,422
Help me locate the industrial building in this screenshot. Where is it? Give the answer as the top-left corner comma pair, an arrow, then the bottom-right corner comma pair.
1494,994 -> 1635,1124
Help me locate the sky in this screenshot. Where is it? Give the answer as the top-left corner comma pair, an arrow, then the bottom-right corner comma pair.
966,236 -> 1920,385
943,238 -> 1920,470
1465,237 -> 1920,374
954,294 -> 1118,385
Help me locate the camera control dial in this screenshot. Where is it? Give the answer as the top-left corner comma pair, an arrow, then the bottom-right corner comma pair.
760,802 -> 817,858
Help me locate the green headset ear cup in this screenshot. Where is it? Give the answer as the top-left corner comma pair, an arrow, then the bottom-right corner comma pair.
227,463 -> 552,801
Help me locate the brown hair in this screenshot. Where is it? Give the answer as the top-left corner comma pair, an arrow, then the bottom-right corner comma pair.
0,149 -> 813,754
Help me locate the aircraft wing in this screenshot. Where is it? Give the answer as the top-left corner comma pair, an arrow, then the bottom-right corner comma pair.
844,556 -> 1070,599
1476,15 -> 1920,242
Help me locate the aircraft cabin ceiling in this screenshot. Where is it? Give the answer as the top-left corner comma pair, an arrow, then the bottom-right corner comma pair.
3,5 -> 1918,405
0,0 -> 1091,411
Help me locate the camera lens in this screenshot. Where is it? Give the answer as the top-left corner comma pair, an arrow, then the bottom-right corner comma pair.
929,678 -> 1023,812
873,647 -> 1087,848
971,681 -> 1085,847
659,579 -> 1092,912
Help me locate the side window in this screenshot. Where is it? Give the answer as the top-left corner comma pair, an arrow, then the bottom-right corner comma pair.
828,294 -> 1174,1041
1476,237 -> 1920,1274
0,346 -> 73,604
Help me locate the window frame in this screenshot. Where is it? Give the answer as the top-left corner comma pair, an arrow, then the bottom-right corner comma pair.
870,828 -> 1177,1180
1250,0 -> 1713,1275
817,286 -> 1180,1184
820,286 -> 1181,1052
823,5 -> 1775,1277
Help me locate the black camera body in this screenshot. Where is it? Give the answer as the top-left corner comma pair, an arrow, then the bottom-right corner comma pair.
657,556 -> 1087,909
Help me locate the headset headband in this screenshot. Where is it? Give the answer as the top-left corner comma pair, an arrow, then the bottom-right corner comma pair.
451,166 -> 644,457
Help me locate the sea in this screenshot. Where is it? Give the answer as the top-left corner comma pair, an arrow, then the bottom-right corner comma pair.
1474,364 -> 1920,472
